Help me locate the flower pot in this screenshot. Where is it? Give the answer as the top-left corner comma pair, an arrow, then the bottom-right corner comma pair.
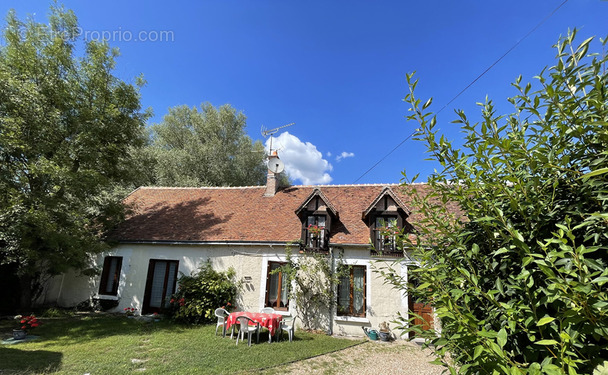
378,331 -> 390,342
12,329 -> 27,340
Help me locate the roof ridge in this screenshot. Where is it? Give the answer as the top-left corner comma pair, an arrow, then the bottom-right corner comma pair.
135,182 -> 429,191
139,185 -> 264,190
292,183 -> 401,188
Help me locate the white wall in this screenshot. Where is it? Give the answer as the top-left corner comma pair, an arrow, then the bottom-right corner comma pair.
44,243 -> 412,338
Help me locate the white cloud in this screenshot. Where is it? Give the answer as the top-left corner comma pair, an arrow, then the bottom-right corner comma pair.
326,151 -> 332,157
336,151 -> 355,162
266,132 -> 333,185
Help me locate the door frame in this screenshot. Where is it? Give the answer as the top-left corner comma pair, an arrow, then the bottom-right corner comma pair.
142,259 -> 179,314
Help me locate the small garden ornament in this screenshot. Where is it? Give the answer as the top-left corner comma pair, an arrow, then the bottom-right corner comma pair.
378,321 -> 391,342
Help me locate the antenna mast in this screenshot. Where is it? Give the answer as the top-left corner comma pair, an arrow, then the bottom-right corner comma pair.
261,122 -> 295,155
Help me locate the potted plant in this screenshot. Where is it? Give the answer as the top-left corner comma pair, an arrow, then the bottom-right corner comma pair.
378,321 -> 391,342
308,224 -> 322,237
124,307 -> 137,318
13,315 -> 41,340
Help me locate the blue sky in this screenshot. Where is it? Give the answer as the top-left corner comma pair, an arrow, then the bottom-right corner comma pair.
3,1 -> 607,185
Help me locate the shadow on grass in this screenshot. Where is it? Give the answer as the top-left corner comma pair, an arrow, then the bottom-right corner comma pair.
0,347 -> 62,374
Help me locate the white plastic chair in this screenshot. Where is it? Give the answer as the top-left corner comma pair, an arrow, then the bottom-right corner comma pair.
214,308 -> 229,337
279,315 -> 298,342
260,307 -> 275,314
236,316 -> 260,347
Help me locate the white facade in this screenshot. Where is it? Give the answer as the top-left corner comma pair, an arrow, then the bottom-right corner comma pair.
43,242 -> 413,338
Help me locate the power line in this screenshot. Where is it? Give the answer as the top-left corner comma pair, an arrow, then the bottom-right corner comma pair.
352,0 -> 571,184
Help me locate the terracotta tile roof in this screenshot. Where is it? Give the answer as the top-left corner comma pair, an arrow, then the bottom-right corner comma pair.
112,183 -> 450,245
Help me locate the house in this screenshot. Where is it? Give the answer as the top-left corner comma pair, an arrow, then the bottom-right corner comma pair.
43,169 -> 444,337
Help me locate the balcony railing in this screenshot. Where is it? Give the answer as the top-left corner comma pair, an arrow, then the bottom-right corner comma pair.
300,227 -> 330,252
371,229 -> 403,256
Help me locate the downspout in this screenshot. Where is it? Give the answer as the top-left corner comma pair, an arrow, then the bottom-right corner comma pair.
328,247 -> 334,336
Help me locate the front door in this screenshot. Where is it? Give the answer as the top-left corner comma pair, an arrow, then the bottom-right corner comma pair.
142,259 -> 179,314
408,295 -> 434,337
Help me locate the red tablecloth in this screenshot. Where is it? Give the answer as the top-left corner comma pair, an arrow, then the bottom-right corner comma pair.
226,311 -> 283,336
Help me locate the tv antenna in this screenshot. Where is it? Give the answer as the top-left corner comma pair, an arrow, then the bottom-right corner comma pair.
261,122 -> 294,155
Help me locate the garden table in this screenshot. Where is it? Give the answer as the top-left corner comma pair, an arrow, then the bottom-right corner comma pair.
226,311 -> 283,342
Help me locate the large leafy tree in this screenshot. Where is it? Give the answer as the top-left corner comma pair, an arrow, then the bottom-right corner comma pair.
387,31 -> 608,374
144,103 -> 270,187
0,6 -> 147,308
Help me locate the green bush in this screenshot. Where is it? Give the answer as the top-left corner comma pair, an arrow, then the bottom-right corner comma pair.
167,261 -> 239,324
387,30 -> 608,374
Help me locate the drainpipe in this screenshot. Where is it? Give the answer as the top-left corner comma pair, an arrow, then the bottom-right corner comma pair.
328,247 -> 334,336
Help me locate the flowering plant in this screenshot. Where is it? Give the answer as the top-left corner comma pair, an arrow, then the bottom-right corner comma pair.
378,226 -> 400,237
307,224 -> 322,236
14,315 -> 41,331
169,297 -> 185,307
124,307 -> 137,316
221,302 -> 235,311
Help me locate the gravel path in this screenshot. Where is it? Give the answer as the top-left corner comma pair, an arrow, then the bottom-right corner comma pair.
258,339 -> 445,375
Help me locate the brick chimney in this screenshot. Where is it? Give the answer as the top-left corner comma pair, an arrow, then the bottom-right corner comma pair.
264,170 -> 278,197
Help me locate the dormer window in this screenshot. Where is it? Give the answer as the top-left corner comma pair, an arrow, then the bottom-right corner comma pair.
363,187 -> 411,257
306,215 -> 327,250
373,217 -> 400,253
295,188 -> 339,253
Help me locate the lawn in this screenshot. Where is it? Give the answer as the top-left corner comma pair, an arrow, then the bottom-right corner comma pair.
0,314 -> 363,374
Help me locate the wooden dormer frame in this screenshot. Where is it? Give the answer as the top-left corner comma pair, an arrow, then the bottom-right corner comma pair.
362,186 -> 410,222
363,186 -> 412,255
295,188 -> 338,251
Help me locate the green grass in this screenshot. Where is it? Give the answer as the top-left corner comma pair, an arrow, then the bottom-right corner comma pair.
0,315 -> 363,374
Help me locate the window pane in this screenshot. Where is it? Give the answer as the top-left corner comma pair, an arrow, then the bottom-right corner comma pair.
104,258 -> 118,294
280,275 -> 289,307
267,262 -> 289,309
307,215 -> 326,227
163,262 -> 177,307
268,272 -> 279,307
337,266 -> 366,317
100,257 -> 122,295
149,262 -> 166,308
353,267 -> 365,315
317,216 -> 326,227
338,273 -> 350,314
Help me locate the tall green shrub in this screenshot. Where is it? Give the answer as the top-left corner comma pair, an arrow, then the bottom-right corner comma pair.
390,31 -> 608,374
168,261 -> 239,324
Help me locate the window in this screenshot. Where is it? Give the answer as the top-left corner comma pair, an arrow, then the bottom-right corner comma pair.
99,256 -> 122,296
305,215 -> 327,249
143,259 -> 179,314
373,217 -> 399,253
337,265 -> 366,317
265,261 -> 289,311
